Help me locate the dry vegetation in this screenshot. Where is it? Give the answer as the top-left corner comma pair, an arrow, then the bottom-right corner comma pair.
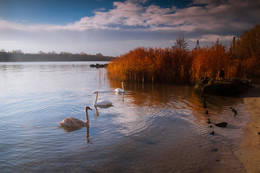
107,25 -> 260,84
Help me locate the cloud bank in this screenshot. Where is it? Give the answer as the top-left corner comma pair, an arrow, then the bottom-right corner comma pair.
0,0 -> 259,56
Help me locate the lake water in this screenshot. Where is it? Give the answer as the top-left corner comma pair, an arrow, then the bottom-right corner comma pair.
0,62 -> 249,172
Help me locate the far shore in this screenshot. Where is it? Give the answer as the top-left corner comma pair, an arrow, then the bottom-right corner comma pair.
0,52 -> 115,62
236,84 -> 260,173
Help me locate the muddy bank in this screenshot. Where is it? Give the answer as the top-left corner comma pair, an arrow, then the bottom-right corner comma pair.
194,77 -> 252,96
236,85 -> 260,173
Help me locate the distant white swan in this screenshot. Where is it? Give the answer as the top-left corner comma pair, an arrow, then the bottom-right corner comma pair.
59,106 -> 92,129
115,82 -> 125,93
93,91 -> 113,107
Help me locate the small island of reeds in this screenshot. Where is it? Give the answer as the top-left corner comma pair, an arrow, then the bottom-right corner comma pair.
107,25 -> 260,84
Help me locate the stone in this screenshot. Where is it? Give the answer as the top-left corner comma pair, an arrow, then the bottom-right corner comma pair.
207,118 -> 211,124
211,148 -> 218,152
215,122 -> 228,128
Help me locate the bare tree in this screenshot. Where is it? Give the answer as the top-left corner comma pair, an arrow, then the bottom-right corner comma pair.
175,36 -> 188,50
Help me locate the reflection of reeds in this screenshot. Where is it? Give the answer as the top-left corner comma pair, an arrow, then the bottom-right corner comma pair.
107,44 -> 259,84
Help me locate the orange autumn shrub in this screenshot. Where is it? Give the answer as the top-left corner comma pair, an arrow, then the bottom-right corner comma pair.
108,25 -> 260,84
107,44 -> 259,84
235,55 -> 260,78
230,25 -> 260,78
107,47 -> 193,83
191,44 -> 234,82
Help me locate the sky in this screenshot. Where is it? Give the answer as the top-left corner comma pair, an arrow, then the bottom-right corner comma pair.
0,0 -> 259,56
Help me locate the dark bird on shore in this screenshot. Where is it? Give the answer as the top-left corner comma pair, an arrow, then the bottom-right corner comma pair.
210,131 -> 215,135
207,118 -> 211,124
215,122 -> 228,128
205,110 -> 209,115
59,106 -> 92,129
232,108 -> 237,115
203,102 -> 207,108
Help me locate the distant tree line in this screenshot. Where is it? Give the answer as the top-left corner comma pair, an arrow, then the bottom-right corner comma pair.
0,51 -> 114,62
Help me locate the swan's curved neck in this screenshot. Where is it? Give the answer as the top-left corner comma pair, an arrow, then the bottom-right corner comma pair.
94,92 -> 98,105
85,108 -> 89,124
122,82 -> 124,90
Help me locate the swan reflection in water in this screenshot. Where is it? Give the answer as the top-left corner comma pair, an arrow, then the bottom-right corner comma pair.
115,91 -> 125,103
60,125 -> 92,143
94,106 -> 99,117
94,103 -> 114,117
59,106 -> 92,143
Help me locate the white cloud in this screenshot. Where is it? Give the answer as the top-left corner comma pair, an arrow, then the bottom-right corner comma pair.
0,19 -> 66,31
1,0 -> 258,33
68,0 -> 259,32
189,34 -> 235,42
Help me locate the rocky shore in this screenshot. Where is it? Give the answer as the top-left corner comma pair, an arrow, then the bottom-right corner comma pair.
196,77 -> 259,172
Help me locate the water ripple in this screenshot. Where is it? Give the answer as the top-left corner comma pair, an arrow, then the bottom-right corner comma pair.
0,63 -> 247,173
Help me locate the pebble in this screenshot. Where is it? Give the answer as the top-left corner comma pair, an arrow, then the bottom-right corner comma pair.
215,122 -> 228,128
211,148 -> 218,152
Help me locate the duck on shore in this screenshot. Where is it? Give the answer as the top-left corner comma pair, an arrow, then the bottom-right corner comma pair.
231,107 -> 237,115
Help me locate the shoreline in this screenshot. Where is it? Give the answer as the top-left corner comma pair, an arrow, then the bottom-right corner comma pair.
236,85 -> 260,173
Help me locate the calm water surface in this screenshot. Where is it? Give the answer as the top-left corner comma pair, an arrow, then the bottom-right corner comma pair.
0,62 -> 248,172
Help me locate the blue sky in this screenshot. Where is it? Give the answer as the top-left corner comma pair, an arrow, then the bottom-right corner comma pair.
0,0 -> 259,56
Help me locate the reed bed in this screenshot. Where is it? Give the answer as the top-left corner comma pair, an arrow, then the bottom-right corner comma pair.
107,25 -> 260,84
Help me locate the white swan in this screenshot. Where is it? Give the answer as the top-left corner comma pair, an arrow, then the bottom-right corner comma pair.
93,91 -> 113,107
59,106 -> 92,129
115,82 -> 125,93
